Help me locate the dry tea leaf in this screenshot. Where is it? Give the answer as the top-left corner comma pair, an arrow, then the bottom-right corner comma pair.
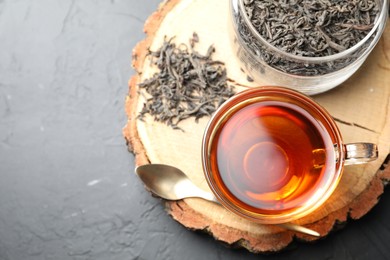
138,34 -> 235,130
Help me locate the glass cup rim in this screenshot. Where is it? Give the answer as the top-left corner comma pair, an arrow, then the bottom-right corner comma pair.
201,86 -> 345,224
236,0 -> 388,63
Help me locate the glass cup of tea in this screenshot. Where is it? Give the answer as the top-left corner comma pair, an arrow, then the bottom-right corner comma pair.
201,86 -> 378,224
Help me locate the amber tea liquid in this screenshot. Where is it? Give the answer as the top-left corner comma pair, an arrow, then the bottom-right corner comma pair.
209,98 -> 336,215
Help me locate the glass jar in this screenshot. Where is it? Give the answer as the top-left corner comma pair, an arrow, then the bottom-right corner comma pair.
229,0 -> 388,95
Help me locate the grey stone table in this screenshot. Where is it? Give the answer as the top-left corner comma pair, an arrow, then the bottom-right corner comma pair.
0,1 -> 389,259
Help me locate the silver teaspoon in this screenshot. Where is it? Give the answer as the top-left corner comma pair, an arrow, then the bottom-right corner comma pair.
135,164 -> 320,237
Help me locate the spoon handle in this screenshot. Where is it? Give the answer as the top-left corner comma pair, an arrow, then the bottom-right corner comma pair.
196,188 -> 220,203
205,194 -> 320,237
277,223 -> 320,237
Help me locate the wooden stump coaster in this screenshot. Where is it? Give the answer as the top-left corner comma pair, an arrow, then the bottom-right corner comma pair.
124,0 -> 390,253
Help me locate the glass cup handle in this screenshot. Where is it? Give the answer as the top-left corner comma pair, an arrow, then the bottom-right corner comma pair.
344,143 -> 378,166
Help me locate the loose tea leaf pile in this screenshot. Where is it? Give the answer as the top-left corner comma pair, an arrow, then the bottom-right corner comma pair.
243,0 -> 379,57
138,34 -> 235,129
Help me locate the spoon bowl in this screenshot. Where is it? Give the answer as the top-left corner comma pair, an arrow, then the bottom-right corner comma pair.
136,164 -> 217,202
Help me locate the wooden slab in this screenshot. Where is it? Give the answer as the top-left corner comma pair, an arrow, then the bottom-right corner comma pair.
123,0 -> 390,253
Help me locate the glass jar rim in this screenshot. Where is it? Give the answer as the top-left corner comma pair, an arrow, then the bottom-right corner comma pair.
237,0 -> 388,63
